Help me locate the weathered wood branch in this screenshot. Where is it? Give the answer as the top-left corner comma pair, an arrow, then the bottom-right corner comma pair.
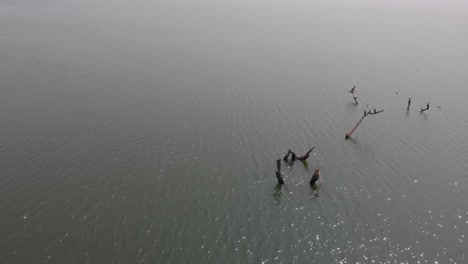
347,86 -> 358,104
345,109 -> 384,139
366,109 -> 384,116
275,159 -> 284,184
420,103 -> 429,113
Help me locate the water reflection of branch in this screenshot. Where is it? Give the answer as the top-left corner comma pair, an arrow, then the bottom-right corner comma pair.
273,183 -> 283,205
310,183 -> 320,197
347,137 -> 358,144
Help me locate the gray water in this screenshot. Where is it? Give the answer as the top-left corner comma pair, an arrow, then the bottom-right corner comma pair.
1,0 -> 468,263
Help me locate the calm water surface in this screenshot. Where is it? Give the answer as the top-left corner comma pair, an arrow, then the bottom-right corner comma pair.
1,0 -> 468,263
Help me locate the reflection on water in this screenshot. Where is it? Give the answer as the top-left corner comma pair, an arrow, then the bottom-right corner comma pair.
273,183 -> 283,206
310,183 -> 320,197
346,137 -> 359,144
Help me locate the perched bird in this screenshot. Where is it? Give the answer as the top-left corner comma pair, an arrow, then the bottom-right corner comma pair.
275,159 -> 284,184
309,168 -> 321,186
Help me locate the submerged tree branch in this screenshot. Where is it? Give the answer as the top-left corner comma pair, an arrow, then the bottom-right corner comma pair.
420,103 -> 429,113
345,109 -> 384,139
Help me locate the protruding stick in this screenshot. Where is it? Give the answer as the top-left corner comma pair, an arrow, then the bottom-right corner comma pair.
297,147 -> 316,161
353,96 -> 358,104
345,109 -> 384,139
310,168 -> 320,186
348,86 -> 358,104
420,103 -> 429,113
275,159 -> 284,184
407,98 -> 411,111
346,113 -> 366,139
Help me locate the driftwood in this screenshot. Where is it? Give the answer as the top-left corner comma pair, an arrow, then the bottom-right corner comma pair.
309,168 -> 320,186
283,150 -> 296,162
347,86 -> 356,94
283,147 -> 315,162
345,109 -> 384,139
296,147 -> 315,161
420,103 -> 429,113
348,86 -> 358,104
275,159 -> 284,184
345,114 -> 366,139
353,96 -> 358,105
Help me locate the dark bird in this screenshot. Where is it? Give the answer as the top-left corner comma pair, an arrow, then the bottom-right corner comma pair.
296,147 -> 315,161
275,159 -> 284,184
309,168 -> 321,186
